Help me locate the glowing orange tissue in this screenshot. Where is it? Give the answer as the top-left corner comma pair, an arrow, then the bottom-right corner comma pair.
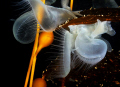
36,32 -> 54,54
39,32 -> 54,47
33,78 -> 47,87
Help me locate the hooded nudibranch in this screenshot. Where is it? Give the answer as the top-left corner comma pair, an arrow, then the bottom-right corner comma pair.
43,19 -> 116,79
13,0 -> 119,79
13,0 -> 81,44
13,0 -> 81,79
43,7 -> 120,78
69,19 -> 115,64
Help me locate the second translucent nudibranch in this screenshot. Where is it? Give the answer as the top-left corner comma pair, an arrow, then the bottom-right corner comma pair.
13,0 -> 82,44
67,19 -> 116,66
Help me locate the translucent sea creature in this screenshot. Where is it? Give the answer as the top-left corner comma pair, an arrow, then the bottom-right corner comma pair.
12,0 -> 120,87
13,0 -> 80,87
44,19 -> 116,79
69,19 -> 116,65
13,0 -> 81,44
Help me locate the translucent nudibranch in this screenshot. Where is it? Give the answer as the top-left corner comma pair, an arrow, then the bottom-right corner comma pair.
13,11 -> 37,44
13,0 -> 81,44
12,0 -> 117,79
53,30 -> 73,78
28,0 -> 81,31
43,19 -> 116,78
68,19 -> 115,65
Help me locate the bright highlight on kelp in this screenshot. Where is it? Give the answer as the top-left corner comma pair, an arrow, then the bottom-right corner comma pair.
12,0 -> 120,87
